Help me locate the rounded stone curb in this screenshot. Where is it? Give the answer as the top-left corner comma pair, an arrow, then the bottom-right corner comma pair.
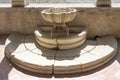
58,38 -> 86,49
5,48 -> 53,74
35,37 -> 57,49
57,31 -> 87,45
54,37 -> 117,74
35,28 -> 57,45
35,27 -> 87,49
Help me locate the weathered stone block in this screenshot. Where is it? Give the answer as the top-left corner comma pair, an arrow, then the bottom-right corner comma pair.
12,0 -> 28,7
95,0 -> 111,7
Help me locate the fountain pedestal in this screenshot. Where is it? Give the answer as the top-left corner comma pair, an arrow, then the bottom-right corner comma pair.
37,8 -> 87,49
51,24 -> 69,38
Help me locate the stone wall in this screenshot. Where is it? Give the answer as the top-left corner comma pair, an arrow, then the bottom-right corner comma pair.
0,8 -> 120,39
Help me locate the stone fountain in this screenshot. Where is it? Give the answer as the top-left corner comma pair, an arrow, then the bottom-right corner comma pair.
35,8 -> 87,50
5,8 -> 117,74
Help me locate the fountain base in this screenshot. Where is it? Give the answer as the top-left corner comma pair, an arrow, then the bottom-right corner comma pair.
51,27 -> 69,38
5,33 -> 117,74
34,27 -> 87,49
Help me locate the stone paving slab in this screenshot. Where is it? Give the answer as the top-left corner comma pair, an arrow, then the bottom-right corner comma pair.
7,33 -> 27,42
5,42 -> 27,53
5,33 -> 117,74
56,48 -> 86,57
5,33 -> 56,74
54,57 -> 82,74
24,35 -> 56,57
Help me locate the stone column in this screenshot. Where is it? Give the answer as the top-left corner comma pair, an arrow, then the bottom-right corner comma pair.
12,0 -> 28,7
95,0 -> 111,7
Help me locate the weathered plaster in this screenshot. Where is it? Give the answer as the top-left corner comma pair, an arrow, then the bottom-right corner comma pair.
0,7 -> 120,39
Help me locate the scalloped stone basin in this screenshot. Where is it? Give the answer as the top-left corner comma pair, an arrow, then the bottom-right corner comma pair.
41,8 -> 77,23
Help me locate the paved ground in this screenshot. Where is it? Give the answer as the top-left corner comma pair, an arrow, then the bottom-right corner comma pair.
0,35 -> 120,80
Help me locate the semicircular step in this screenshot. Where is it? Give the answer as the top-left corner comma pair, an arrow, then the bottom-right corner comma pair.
5,33 -> 117,74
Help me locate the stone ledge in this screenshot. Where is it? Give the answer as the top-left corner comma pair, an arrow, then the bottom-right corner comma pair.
25,3 -> 96,8
0,4 -> 12,7
0,3 -> 120,8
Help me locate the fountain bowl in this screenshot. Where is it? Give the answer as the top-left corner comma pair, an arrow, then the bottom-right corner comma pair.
41,8 -> 77,23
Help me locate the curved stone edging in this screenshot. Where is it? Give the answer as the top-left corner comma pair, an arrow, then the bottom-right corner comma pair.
58,38 -> 86,49
57,31 -> 87,45
35,30 -> 57,45
35,27 -> 87,49
35,37 -> 57,49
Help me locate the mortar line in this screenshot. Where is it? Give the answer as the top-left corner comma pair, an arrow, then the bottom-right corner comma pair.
52,49 -> 58,75
52,38 -> 59,74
